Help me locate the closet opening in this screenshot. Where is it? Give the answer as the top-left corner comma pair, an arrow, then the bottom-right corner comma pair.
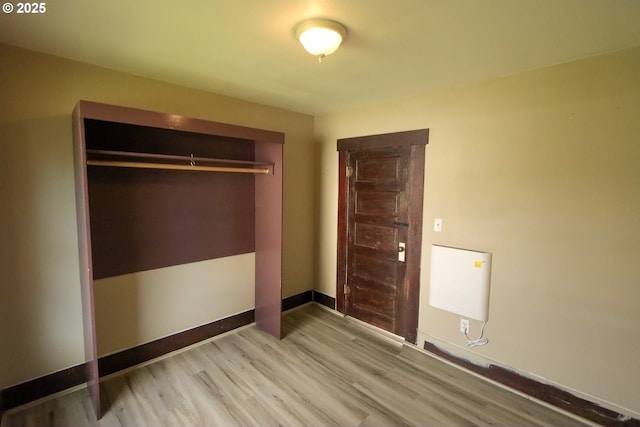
73,101 -> 283,419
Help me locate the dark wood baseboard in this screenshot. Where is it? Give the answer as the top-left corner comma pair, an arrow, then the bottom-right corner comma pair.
99,309 -> 255,378
282,290 -> 312,311
0,363 -> 87,414
423,341 -> 639,427
312,290 -> 335,309
1,290 -> 318,414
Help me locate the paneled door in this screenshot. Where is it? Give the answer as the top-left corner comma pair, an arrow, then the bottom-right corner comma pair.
337,130 -> 428,343
345,147 -> 410,333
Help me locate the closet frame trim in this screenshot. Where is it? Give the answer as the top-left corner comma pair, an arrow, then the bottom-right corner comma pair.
72,100 -> 284,419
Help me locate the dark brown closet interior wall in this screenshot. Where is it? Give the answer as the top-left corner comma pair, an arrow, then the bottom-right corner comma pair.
84,119 -> 256,279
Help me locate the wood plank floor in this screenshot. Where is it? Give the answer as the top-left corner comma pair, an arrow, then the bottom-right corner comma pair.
2,304 -> 591,426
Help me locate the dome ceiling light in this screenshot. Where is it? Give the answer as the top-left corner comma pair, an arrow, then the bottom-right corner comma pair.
294,18 -> 347,63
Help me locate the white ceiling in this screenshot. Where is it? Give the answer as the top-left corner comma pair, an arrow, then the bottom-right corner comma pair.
1,0 -> 639,115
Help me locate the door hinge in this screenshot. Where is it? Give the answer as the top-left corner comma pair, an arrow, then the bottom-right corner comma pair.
344,283 -> 349,295
346,166 -> 353,177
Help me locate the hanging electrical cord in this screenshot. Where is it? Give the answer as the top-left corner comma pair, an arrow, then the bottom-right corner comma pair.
464,321 -> 489,347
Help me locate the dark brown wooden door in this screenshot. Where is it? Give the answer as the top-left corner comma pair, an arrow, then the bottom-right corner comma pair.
337,129 -> 428,343
345,147 -> 411,334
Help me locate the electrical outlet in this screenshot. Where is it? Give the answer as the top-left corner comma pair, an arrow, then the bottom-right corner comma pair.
460,318 -> 469,334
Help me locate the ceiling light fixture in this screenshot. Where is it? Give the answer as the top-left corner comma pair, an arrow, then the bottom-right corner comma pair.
294,18 -> 347,63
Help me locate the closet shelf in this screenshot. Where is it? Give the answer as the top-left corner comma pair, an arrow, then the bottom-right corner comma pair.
86,149 -> 273,174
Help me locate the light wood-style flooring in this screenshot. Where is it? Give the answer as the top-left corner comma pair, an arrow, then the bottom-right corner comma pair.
2,304 -> 590,426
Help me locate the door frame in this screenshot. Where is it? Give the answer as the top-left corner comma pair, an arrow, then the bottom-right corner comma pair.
336,129 -> 428,343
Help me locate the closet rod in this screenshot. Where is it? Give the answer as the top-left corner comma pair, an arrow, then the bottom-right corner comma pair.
87,160 -> 271,174
86,149 -> 271,167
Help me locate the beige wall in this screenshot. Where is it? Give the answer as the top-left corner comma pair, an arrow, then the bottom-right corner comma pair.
0,43 -> 315,388
93,255 -> 256,357
315,47 -> 640,416
2,39 -> 638,418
